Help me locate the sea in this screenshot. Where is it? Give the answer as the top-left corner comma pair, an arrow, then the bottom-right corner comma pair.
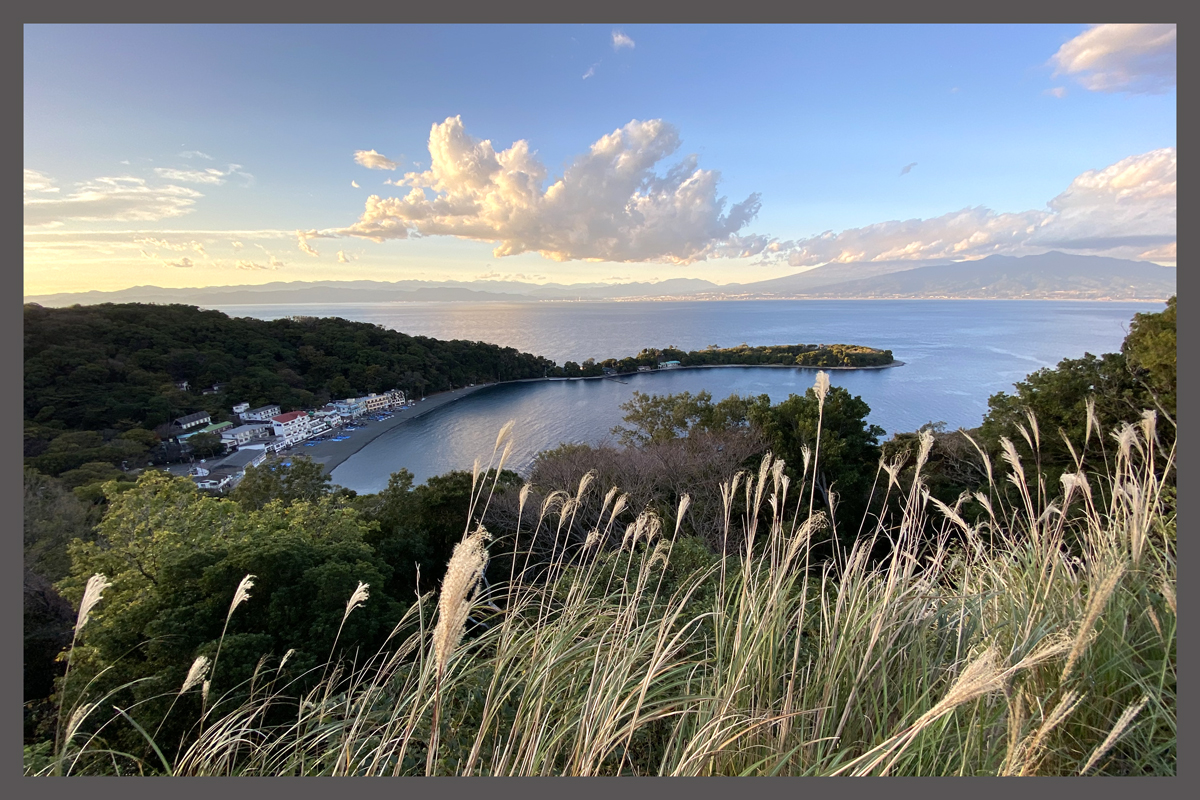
207,300 -> 1157,493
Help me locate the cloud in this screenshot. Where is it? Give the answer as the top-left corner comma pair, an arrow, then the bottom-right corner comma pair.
296,230 -> 320,257
612,30 -> 635,50
1050,24 -> 1176,94
163,257 -> 194,268
24,169 -> 59,194
351,180 -> 360,188
153,165 -> 242,185
23,174 -> 202,226
773,148 -> 1175,266
328,116 -> 761,264
231,240 -> 244,249
354,149 -> 399,170
899,162 -> 917,176
337,250 -> 350,263
1044,86 -> 1068,98
235,259 -> 277,270
179,150 -> 214,160
582,63 -> 597,80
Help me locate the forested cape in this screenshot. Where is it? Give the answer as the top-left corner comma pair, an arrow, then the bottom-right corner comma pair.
23,303 -> 557,469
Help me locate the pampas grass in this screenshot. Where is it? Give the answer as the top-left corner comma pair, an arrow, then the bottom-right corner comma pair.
44,403 -> 1175,777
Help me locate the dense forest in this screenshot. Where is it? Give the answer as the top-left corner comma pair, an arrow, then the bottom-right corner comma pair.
24,299 -> 1173,775
23,303 -> 558,477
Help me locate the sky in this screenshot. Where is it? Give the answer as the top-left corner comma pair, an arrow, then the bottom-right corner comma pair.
24,23 -> 1176,295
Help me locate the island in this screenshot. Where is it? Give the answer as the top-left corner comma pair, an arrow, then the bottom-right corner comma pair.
551,342 -> 897,378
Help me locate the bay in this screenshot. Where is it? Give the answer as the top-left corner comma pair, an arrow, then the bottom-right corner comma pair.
208,299 -> 1155,493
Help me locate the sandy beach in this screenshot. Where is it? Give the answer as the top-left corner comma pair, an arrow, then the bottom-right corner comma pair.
280,384 -> 492,474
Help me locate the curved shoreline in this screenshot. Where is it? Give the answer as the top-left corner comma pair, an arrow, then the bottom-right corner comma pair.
292,361 -> 901,477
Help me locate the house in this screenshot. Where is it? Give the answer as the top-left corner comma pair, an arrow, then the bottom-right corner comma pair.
174,380 -> 190,392
243,404 -> 282,422
202,382 -> 229,395
190,449 -> 269,492
658,360 -> 682,369
232,402 -> 250,416
334,398 -> 366,420
270,410 -> 312,447
173,411 -> 211,430
309,404 -> 344,436
220,422 -> 272,448
192,465 -> 240,492
637,366 -> 653,372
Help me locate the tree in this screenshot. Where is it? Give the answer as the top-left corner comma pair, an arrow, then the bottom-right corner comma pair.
185,432 -> 225,459
231,457 -> 332,511
1123,295 -> 1176,421
612,390 -> 767,447
749,385 -> 884,526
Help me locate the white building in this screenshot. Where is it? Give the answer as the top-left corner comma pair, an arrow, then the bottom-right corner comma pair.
270,410 -> 312,447
243,404 -> 282,422
334,398 -> 366,420
220,422 -> 272,448
232,402 -> 250,416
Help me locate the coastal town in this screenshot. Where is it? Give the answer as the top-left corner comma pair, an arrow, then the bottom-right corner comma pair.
162,388 -> 409,492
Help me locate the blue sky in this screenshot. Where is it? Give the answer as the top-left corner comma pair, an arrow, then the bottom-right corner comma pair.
24,24 -> 1176,294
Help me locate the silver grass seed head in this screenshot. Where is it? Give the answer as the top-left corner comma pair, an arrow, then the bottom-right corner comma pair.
343,581 -> 370,622
576,470 -> 596,502
66,702 -> 97,742
432,527 -> 491,675
181,655 -> 211,694
227,574 -> 256,623
518,483 -> 533,515
814,371 -> 831,408
494,419 -> 515,453
75,573 -> 112,635
279,648 -> 296,669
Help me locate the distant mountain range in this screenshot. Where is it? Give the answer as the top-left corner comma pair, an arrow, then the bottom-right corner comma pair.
24,252 -> 1174,307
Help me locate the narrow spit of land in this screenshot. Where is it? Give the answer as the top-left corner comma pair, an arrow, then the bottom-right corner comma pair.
298,358 -> 904,475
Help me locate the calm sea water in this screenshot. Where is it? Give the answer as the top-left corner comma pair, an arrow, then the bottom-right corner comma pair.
209,300 -> 1154,493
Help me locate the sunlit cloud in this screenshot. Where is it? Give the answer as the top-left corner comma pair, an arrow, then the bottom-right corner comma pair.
24,169 -> 59,194
179,150 -> 214,160
163,257 -> 194,268
1050,24 -> 1176,94
296,229 -> 320,257
337,250 -> 350,263
612,30 -> 635,50
231,240 -> 244,249
351,180 -> 360,188
23,174 -> 202,226
326,116 -> 762,265
235,259 -> 278,270
153,165 -> 243,185
770,148 -> 1176,266
354,149 -> 399,170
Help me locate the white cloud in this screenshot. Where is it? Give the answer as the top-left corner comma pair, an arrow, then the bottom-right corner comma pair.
351,180 -> 360,188
235,259 -> 277,270
296,230 -> 320,257
23,175 -> 202,226
1044,86 -> 1068,98
1050,24 -> 1176,94
163,257 -> 194,268
153,165 -> 242,185
24,169 -> 59,194
612,30 -> 635,50
231,240 -> 244,249
772,148 -> 1176,266
337,250 -> 350,263
354,149 -> 399,170
329,116 -> 761,264
583,63 -> 598,79
180,150 -> 214,160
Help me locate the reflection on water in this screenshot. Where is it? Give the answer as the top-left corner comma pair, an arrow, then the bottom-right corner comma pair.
207,299 -> 1154,494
